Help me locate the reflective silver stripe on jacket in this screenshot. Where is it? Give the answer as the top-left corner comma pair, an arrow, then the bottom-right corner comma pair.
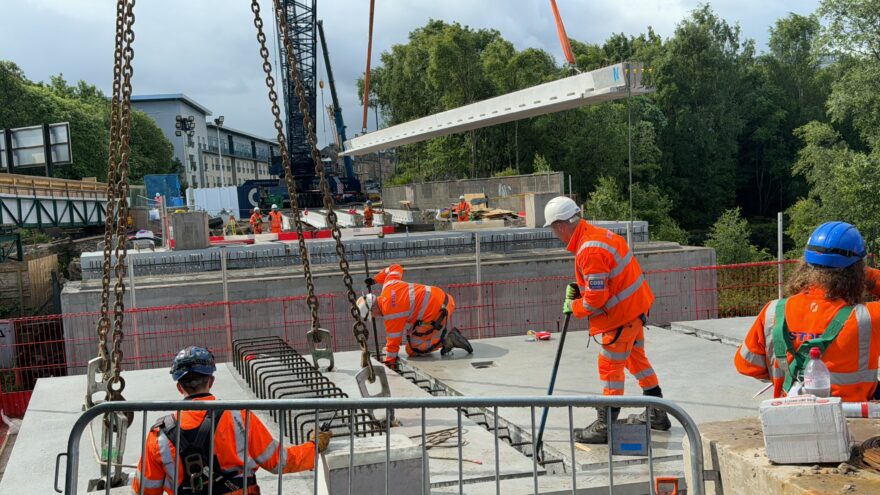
855,304 -> 872,370
604,380 -> 625,391
254,439 -> 278,465
604,275 -> 645,310
415,286 -> 432,322
738,346 -> 765,367
231,411 -> 259,476
762,299 -> 784,378
156,430 -> 176,485
831,369 -> 877,385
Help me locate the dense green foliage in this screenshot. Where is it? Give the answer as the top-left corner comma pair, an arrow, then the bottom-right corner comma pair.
0,61 -> 175,181
363,1 -> 878,254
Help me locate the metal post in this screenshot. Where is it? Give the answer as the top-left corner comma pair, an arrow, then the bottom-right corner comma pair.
777,211 -> 784,299
475,233 -> 483,339
568,174 -> 572,197
42,123 -> 54,177
216,125 -> 225,187
221,246 -> 233,355
626,62 -> 634,251
127,259 -> 141,369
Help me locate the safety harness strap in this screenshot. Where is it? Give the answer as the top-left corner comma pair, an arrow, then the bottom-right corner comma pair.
771,298 -> 853,393
407,295 -> 451,354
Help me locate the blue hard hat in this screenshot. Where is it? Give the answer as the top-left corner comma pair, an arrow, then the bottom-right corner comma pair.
170,346 -> 217,381
804,221 -> 866,268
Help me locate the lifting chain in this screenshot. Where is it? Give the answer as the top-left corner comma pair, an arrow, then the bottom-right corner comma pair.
92,0 -> 135,405
259,0 -> 377,382
249,0 -> 319,334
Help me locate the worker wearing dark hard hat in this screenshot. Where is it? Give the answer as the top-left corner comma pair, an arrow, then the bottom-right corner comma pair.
364,200 -> 375,228
268,204 -> 283,234
249,207 -> 263,234
132,346 -> 330,494
544,196 -> 668,444
456,195 -> 470,222
356,264 -> 473,368
735,221 -> 880,401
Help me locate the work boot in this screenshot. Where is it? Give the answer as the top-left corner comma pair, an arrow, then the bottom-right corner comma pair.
634,386 -> 672,431
441,327 -> 473,356
573,407 -> 620,444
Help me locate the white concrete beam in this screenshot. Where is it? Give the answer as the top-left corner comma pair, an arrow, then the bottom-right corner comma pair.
343,63 -> 652,156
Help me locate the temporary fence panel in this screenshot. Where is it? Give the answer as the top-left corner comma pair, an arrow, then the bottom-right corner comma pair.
60,395 -> 708,495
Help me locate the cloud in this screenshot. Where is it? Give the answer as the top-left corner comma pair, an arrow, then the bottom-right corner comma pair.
1,0 -> 819,148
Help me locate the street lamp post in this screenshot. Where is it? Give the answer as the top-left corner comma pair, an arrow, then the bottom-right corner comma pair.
214,116 -> 225,186
175,115 -> 196,186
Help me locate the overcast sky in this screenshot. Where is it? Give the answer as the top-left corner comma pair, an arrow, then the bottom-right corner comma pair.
2,0 -> 819,147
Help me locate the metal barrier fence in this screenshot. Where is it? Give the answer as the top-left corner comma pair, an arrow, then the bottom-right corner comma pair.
0,260 -> 799,417
59,396 -> 707,495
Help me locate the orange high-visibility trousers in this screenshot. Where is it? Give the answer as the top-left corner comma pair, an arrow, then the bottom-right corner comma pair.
597,317 -> 659,395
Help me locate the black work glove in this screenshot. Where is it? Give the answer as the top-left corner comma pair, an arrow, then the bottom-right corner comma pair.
365,277 -> 376,287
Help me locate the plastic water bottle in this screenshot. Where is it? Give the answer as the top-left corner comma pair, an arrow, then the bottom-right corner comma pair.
803,347 -> 831,397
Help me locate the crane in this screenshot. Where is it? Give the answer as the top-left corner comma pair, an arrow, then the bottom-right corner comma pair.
317,19 -> 356,183
265,0 -> 361,207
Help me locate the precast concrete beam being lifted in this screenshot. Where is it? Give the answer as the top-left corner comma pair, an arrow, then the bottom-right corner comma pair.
342,62 -> 652,156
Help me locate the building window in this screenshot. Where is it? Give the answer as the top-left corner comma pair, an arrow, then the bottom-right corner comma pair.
192,175 -> 197,186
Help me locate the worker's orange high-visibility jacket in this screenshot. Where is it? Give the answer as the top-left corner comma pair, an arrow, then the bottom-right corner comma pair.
735,268 -> 880,402
457,201 -> 470,222
132,394 -> 315,494
364,206 -> 374,227
268,211 -> 283,233
566,219 -> 654,335
249,213 -> 263,234
374,264 -> 455,363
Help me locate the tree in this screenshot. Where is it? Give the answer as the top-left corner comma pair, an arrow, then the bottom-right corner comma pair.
704,208 -> 770,264
584,177 -> 687,244
0,61 -> 174,181
653,5 -> 753,229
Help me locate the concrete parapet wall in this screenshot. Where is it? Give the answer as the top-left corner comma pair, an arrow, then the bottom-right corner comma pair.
684,417 -> 880,495
382,172 -> 564,210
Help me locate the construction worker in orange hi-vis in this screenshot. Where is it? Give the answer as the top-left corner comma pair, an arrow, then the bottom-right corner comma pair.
456,195 -> 470,222
735,221 -> 880,402
268,204 -> 283,234
544,196 -> 669,443
356,264 -> 473,368
132,346 -> 331,494
363,200 -> 375,227
249,207 -> 263,234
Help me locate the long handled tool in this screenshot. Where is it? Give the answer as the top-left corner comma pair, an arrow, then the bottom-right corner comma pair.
535,284 -> 577,461
363,245 -> 382,361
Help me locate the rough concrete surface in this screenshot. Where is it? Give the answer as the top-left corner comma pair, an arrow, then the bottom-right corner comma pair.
669,317 -> 753,346
684,417 -> 880,495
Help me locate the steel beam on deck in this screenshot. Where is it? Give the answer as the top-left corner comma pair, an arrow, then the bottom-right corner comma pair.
342,62 -> 652,156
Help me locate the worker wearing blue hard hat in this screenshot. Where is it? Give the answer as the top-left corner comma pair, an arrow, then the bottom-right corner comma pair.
133,346 -> 330,494
735,221 -> 880,402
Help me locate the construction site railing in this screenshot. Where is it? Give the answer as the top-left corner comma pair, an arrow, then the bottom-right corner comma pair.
0,259 -> 802,418
59,395 -> 707,495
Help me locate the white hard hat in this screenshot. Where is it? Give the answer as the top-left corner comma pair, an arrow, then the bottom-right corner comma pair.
356,294 -> 376,320
271,204 -> 278,209
254,207 -> 260,211
543,196 -> 580,227
459,195 -> 465,200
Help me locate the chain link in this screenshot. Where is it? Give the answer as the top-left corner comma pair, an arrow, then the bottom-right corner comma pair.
250,0 -> 321,332
269,0 -> 375,380
106,0 -> 136,398
95,0 -> 129,379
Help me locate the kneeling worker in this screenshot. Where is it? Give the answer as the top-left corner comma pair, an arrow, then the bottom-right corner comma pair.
357,264 -> 473,367
735,221 -> 880,401
133,346 -> 331,494
544,196 -> 670,444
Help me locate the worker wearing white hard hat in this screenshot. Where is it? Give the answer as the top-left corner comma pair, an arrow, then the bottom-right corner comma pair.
544,196 -> 667,443
357,264 -> 472,368
249,207 -> 264,234
268,204 -> 283,234
456,196 -> 470,222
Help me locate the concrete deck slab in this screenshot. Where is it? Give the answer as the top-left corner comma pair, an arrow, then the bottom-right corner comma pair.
399,328 -> 765,472
669,317 -> 753,346
306,350 -> 541,487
